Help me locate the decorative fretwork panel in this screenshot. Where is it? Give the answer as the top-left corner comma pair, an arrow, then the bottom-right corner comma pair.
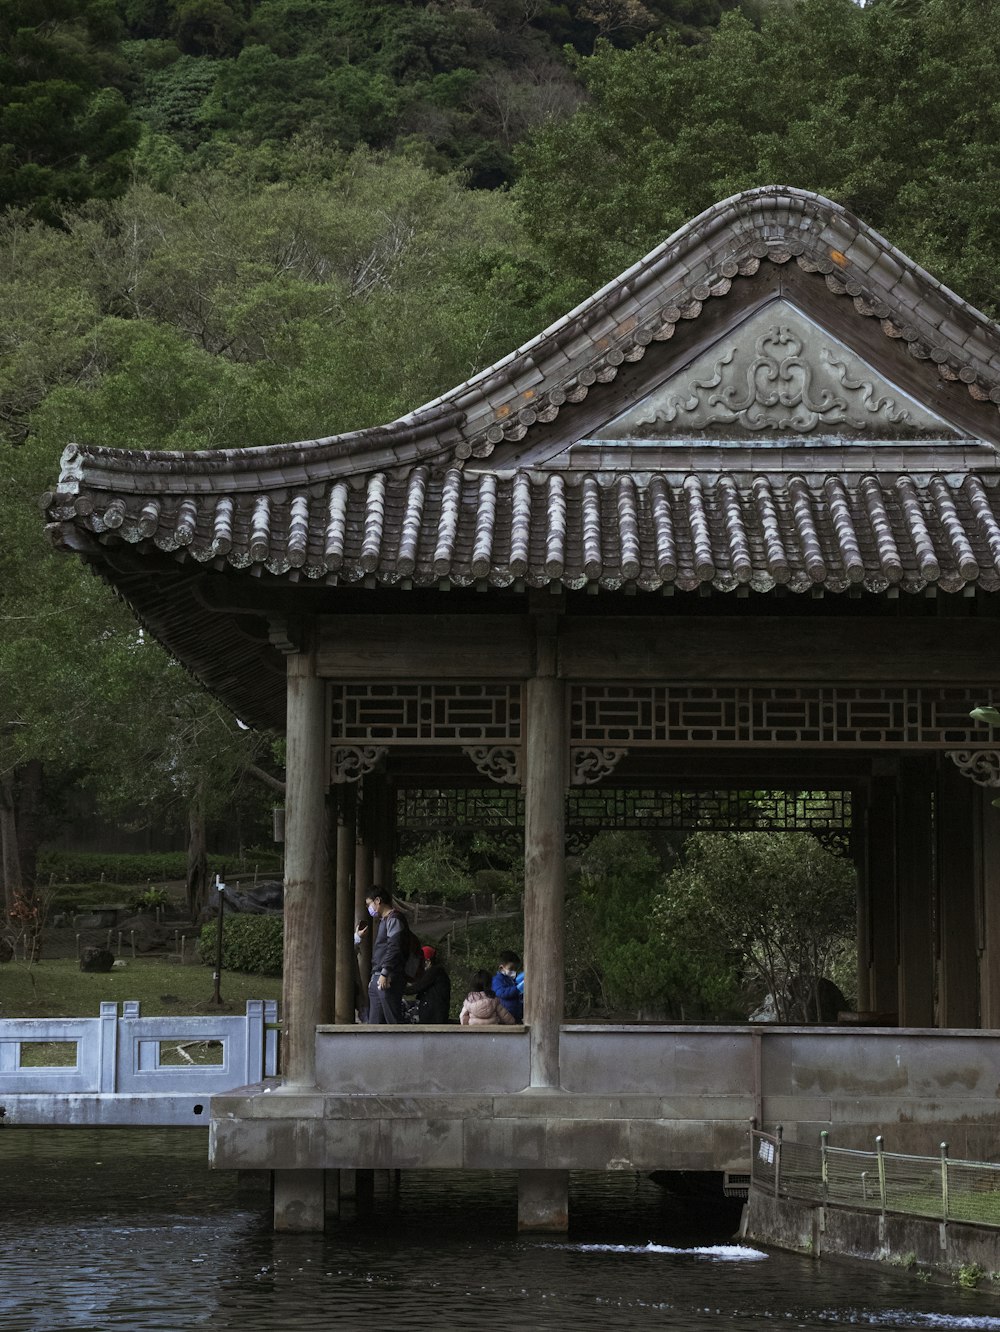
396,785 -> 851,841
330,683 -> 521,744
567,788 -> 852,834
398,787 -> 524,826
571,686 -> 996,748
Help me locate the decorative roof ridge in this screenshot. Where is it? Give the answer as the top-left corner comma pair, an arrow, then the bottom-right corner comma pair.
450,187 -> 1000,461
49,187 -> 1000,507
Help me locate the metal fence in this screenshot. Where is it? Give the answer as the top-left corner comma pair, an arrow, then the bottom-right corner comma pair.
751,1126 -> 1000,1228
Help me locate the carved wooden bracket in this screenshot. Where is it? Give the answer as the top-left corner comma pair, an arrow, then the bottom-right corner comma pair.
331,745 -> 388,784
462,745 -> 521,785
571,746 -> 628,786
947,750 -> 1000,787
268,615 -> 304,655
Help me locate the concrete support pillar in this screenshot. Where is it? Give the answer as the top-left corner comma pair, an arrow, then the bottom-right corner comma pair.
896,756 -> 935,1027
866,772 -> 898,1017
334,785 -> 357,1023
282,649 -> 328,1088
324,1169 -> 341,1219
273,1169 -> 325,1232
523,646 -> 566,1089
517,1169 -> 569,1233
978,790 -> 1000,1027
936,758 -> 979,1028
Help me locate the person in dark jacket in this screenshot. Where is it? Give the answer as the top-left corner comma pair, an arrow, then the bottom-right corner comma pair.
492,950 -> 524,1023
409,945 -> 451,1023
365,888 -> 408,1023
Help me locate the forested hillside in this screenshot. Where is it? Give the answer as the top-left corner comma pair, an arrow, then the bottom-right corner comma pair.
1,0 -> 740,217
3,0 -> 999,911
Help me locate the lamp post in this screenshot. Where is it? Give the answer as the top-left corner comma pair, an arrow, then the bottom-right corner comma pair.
209,870 -> 226,1006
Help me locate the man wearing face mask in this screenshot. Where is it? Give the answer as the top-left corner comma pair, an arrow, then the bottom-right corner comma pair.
365,887 -> 407,1023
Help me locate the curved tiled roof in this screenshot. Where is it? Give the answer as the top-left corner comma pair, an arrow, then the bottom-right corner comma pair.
43,186 -> 1000,722
48,457 -> 1000,595
45,185 -> 1000,509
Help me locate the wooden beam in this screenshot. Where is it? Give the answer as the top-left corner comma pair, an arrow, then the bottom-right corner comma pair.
317,615 -> 534,678
314,614 -> 1000,685
557,616 -> 1000,684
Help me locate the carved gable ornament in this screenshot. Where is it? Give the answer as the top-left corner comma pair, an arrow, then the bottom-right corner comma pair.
599,303 -> 961,439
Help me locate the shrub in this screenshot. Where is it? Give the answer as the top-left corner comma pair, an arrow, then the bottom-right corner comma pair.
129,886 -> 171,914
50,883 -> 125,911
395,836 -> 475,904
199,915 -> 283,976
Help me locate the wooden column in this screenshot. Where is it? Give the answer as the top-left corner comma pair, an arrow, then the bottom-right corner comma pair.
896,756 -> 935,1028
370,773 -> 392,892
936,758 -> 979,1027
853,795 -> 872,1014
978,788 -> 1000,1027
334,784 -> 357,1023
355,784 -> 373,988
281,649 -> 328,1087
866,771 -> 899,1018
318,794 -> 337,1024
355,783 -> 373,909
523,620 -> 566,1090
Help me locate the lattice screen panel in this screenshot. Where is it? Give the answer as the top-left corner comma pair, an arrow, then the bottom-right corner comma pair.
571,685 -> 995,748
396,786 -> 852,846
330,683 -> 521,744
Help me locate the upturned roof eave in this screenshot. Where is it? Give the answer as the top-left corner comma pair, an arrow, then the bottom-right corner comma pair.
50,186 -> 1000,505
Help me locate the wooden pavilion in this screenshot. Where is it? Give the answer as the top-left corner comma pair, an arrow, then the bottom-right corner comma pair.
46,187 -> 1000,1231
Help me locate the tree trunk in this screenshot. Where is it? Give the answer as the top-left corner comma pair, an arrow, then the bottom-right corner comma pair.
186,793 -> 208,921
15,758 -> 43,891
0,769 -> 23,916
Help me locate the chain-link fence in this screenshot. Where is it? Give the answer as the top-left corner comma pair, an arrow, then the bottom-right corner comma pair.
751,1127 -> 1000,1227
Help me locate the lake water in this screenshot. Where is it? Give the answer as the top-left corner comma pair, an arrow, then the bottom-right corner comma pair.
1,1129 -> 997,1331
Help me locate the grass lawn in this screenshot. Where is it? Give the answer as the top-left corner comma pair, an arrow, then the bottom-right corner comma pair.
0,956 -> 281,1019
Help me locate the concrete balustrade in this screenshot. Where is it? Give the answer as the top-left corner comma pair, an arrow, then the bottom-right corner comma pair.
0,999 -> 278,1126
211,1023 -> 1000,1189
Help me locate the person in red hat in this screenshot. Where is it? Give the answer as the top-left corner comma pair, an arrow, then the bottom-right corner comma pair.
407,943 -> 452,1023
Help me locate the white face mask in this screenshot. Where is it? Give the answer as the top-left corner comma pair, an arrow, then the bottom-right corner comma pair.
353,931 -> 362,947
367,903 -> 377,918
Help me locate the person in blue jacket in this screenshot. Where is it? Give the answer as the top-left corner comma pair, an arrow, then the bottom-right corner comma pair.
492,950 -> 524,1023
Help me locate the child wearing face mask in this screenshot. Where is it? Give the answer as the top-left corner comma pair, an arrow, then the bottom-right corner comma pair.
492,950 -> 524,1023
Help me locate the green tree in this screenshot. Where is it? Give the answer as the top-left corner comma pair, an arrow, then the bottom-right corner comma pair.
654,831 -> 856,1022
0,0 -> 139,221
395,835 -> 476,905
515,0 -> 1000,313
570,830 -> 740,1018
0,153 -> 548,917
